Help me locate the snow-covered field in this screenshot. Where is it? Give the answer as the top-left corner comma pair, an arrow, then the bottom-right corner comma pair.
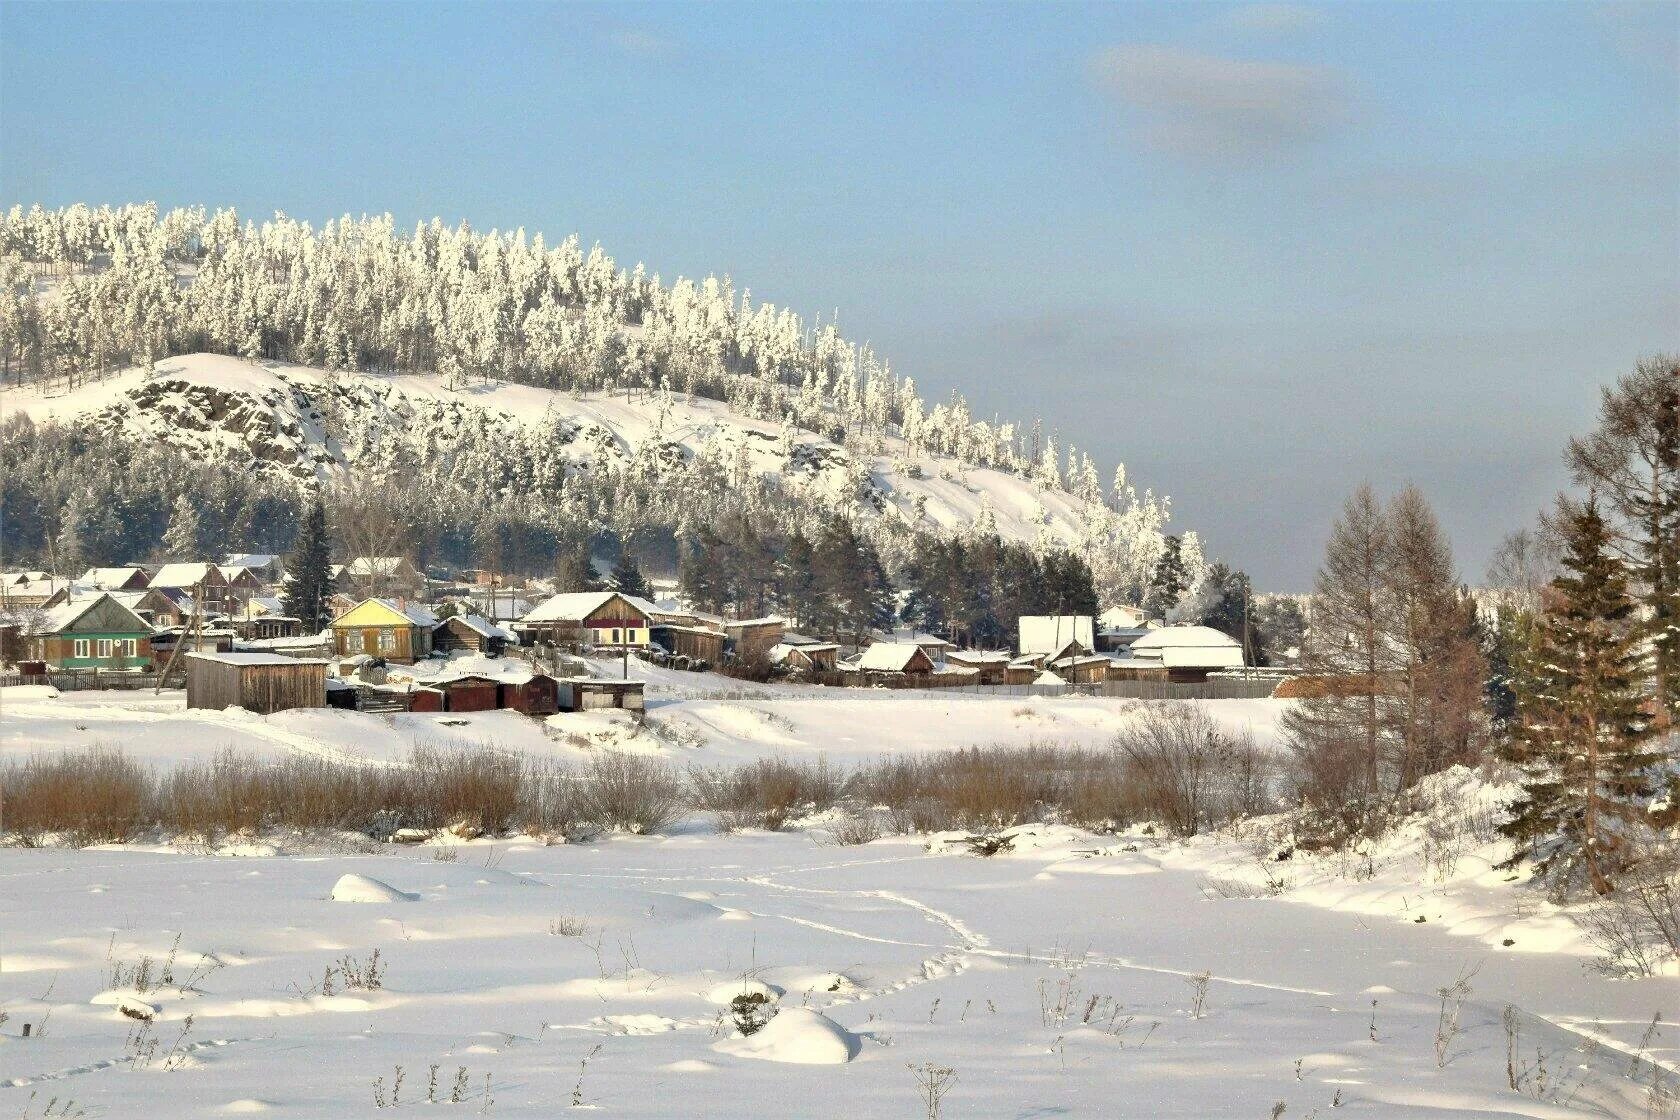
2,683 -> 1675,1118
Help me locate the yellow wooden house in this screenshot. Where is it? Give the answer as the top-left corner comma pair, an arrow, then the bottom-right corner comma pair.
330,598 -> 440,663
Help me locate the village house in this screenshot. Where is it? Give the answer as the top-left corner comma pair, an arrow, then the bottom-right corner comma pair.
873,628 -> 957,664
185,652 -> 328,714
81,566 -> 151,591
337,556 -> 428,600
945,648 -> 1010,685
330,598 -> 440,663
224,553 -> 286,587
1018,615 -> 1096,657
853,641 -> 937,683
150,562 -> 233,613
0,577 -> 78,609
230,596 -> 303,640
217,565 -> 265,606
1116,624 -> 1246,682
432,613 -> 514,657
518,591 -> 655,649
771,631 -> 842,675
30,593 -> 156,670
49,585 -> 186,630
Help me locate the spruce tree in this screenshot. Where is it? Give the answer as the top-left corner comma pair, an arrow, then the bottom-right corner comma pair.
282,495 -> 337,630
1498,499 -> 1660,894
161,492 -> 202,558
1144,535 -> 1188,619
611,546 -> 652,600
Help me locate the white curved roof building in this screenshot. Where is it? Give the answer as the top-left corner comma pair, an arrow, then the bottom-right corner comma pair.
1126,625 -> 1245,671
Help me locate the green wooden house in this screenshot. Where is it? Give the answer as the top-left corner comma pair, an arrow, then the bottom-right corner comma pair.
31,593 -> 157,669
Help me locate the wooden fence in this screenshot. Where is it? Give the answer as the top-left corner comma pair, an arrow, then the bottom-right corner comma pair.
787,674 -> 1279,701
2,669 -> 179,691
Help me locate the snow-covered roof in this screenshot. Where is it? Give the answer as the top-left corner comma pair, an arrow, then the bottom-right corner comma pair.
377,598 -> 439,627
1126,625 -> 1245,669
151,562 -> 222,588
1098,604 -> 1148,629
522,591 -> 657,624
224,553 -> 281,568
343,556 -> 419,577
947,649 -> 1011,665
1018,615 -> 1095,656
769,640 -> 839,663
443,613 -> 514,640
1033,669 -> 1067,686
855,642 -> 930,672
39,593 -> 153,635
81,566 -> 149,589
726,614 -> 785,629
187,652 -> 328,667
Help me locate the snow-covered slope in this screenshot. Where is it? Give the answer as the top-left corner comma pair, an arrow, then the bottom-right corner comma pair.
4,353 -> 1109,548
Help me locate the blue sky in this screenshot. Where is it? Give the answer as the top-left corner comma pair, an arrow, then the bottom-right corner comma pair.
4,1 -> 1675,588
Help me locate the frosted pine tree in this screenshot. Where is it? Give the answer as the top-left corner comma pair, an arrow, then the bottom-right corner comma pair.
161,492 -> 202,558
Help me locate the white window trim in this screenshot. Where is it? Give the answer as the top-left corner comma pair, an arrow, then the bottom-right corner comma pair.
97,639 -> 113,657
73,638 -> 90,658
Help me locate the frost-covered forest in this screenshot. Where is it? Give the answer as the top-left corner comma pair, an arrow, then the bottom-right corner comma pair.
0,202 -> 1203,623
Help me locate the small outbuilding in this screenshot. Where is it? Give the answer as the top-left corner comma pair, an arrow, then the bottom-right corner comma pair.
499,671 -> 560,716
185,652 -> 328,714
1121,624 -> 1246,682
945,649 -> 1010,685
412,674 -> 502,713
557,677 -> 645,713
433,613 -> 514,656
651,622 -> 727,665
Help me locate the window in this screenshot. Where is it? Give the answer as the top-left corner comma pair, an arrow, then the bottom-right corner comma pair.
97,639 -> 112,658
73,638 -> 90,658
379,630 -> 396,651
611,629 -> 621,645
124,639 -> 138,656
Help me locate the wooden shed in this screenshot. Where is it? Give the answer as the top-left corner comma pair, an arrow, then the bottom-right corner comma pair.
557,677 -> 645,713
499,671 -> 560,716
651,623 -> 726,665
185,652 -> 328,714
725,616 -> 785,662
416,674 -> 502,712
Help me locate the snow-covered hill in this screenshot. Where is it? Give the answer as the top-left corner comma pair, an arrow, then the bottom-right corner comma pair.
3,353 -> 1143,552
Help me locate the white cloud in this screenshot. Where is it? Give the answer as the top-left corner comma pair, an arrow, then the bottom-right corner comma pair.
1091,44 -> 1354,163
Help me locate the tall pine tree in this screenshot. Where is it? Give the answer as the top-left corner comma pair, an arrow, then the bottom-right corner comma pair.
1498,499 -> 1660,895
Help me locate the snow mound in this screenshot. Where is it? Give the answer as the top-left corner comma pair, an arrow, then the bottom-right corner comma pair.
329,873 -> 414,903
220,1102 -> 274,1114
91,990 -> 161,1020
714,1008 -> 860,1065
705,977 -> 780,1005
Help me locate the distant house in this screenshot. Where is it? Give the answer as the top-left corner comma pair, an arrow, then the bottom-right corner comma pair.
185,652 -> 328,714
519,591 -> 655,649
1117,625 -> 1245,682
151,563 -> 232,612
217,565 -> 264,606
224,554 -> 286,586
339,556 -> 428,599
0,578 -> 77,609
433,613 -> 514,656
726,616 -> 786,662
230,596 -> 302,640
945,649 -> 1010,685
81,566 -> 151,591
874,628 -> 956,663
330,598 -> 439,663
855,642 -> 936,681
1018,615 -> 1096,657
1047,650 -> 1113,684
770,635 -> 841,675
30,593 -> 155,670
1099,604 -> 1148,631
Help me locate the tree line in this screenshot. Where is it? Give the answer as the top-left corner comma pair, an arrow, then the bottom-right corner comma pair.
1286,355 -> 1678,898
